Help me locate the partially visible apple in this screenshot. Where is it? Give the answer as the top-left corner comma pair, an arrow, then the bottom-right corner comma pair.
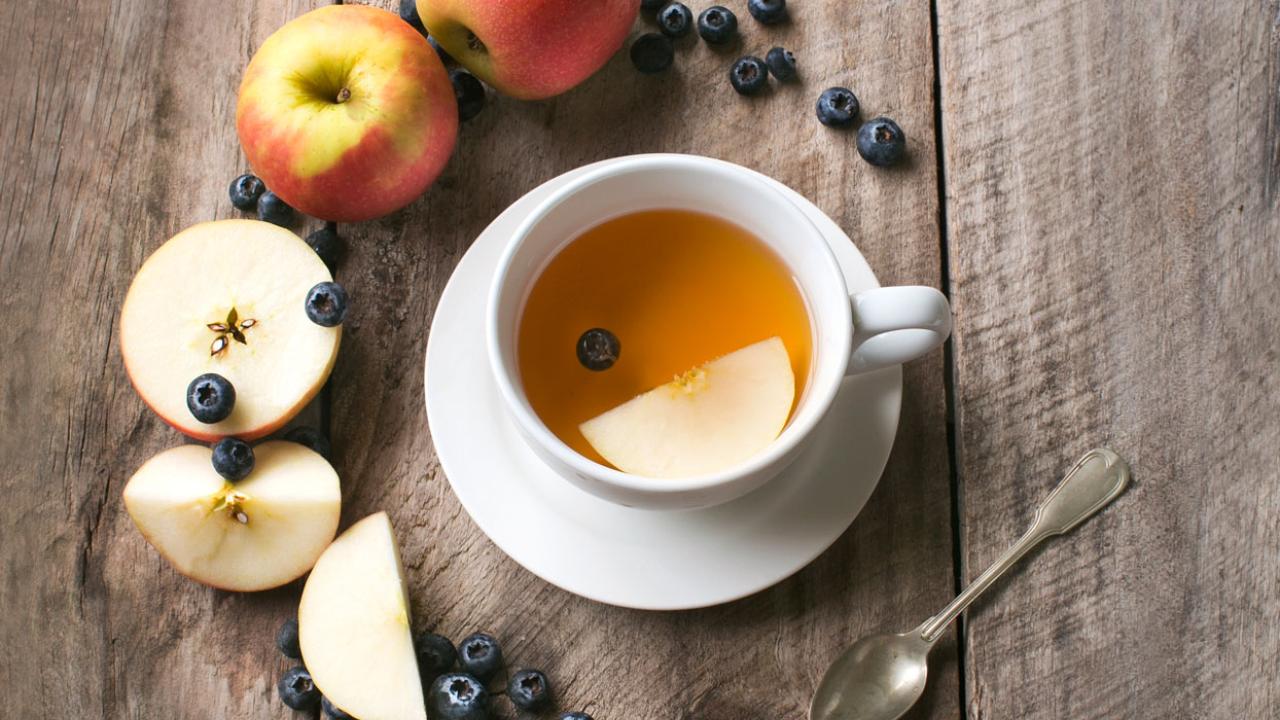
417,0 -> 639,100
123,441 -> 341,592
120,220 -> 340,441
299,512 -> 427,720
236,5 -> 458,222
580,337 -> 795,478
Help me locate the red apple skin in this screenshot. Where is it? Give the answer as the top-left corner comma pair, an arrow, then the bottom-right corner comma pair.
236,5 -> 458,222
417,0 -> 639,100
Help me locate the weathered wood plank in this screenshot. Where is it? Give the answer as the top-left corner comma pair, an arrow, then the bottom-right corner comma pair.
936,0 -> 1280,717
333,1 -> 957,718
0,0 -> 326,716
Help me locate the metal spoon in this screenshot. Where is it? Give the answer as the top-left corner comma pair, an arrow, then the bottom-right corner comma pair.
809,447 -> 1131,720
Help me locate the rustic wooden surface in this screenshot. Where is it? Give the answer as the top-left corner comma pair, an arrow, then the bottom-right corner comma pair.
935,0 -> 1280,718
0,0 -> 1273,718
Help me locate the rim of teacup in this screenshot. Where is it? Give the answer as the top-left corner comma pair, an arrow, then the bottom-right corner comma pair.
485,153 -> 853,497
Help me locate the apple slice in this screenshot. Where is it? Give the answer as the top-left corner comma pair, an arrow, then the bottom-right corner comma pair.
120,219 -> 341,441
123,440 -> 341,591
299,512 -> 426,720
580,337 -> 795,478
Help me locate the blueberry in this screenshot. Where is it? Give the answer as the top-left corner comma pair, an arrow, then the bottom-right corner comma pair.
416,631 -> 458,684
399,0 -> 427,35
857,117 -> 907,167
284,426 -> 332,461
697,6 -> 738,44
278,666 -> 320,711
457,633 -> 503,682
507,669 -> 553,712
630,33 -> 674,74
321,696 -> 355,720
765,47 -> 797,80
657,2 -> 693,38
559,714 -> 594,720
257,190 -> 295,227
276,618 -> 301,659
428,673 -> 490,720
428,35 -> 454,64
576,328 -> 620,371
306,223 -> 344,271
305,281 -> 348,327
816,86 -> 860,128
186,373 -> 235,424
641,0 -> 666,12
451,69 -> 486,122
229,174 -> 264,212
212,438 -> 254,482
747,0 -> 787,24
730,56 -> 768,95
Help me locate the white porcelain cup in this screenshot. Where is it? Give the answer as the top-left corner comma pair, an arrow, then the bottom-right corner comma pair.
487,155 -> 951,511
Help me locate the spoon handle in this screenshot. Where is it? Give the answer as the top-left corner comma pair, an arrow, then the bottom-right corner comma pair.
918,448 -> 1130,642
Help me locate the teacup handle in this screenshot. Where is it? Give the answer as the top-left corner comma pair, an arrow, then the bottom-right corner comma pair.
846,286 -> 952,375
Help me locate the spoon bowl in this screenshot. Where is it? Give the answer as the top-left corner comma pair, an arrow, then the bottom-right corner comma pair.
809,629 -> 932,720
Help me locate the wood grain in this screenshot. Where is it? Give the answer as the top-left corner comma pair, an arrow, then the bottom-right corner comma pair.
935,0 -> 1280,717
0,0 -> 327,716
335,1 -> 957,719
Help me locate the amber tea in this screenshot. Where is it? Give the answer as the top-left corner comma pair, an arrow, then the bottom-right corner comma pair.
517,209 -> 813,466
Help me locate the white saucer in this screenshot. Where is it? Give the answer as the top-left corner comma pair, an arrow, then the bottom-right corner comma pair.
424,155 -> 902,610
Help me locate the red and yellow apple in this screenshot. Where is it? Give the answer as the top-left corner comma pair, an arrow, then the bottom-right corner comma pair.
236,5 -> 458,222
417,0 -> 640,100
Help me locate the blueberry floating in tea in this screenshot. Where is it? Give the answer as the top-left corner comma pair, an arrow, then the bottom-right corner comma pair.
577,328 -> 621,371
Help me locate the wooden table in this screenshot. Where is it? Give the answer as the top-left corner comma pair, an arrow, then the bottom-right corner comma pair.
2,0 -> 1276,717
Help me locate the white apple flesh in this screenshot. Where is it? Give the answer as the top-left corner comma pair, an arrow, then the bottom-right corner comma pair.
299,512 -> 427,720
580,337 -> 796,478
120,220 -> 340,441
123,441 -> 341,591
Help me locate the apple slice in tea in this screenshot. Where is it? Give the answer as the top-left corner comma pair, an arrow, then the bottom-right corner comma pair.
579,337 -> 795,478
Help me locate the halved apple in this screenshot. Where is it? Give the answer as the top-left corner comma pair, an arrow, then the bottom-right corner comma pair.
299,512 -> 427,720
120,219 -> 340,441
580,337 -> 795,478
123,441 -> 341,591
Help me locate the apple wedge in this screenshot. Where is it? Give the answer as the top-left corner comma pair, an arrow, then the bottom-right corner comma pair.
123,441 -> 341,591
120,219 -> 340,441
580,337 -> 795,478
299,512 -> 426,720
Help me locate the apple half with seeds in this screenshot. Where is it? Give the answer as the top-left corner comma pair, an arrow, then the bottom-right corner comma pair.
123,441 -> 341,591
580,337 -> 795,478
299,512 -> 427,720
120,219 -> 340,441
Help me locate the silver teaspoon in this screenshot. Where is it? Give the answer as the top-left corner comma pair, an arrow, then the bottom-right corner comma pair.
809,447 -> 1131,720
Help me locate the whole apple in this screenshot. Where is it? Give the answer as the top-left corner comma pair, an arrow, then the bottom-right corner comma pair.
418,0 -> 640,100
236,5 -> 458,222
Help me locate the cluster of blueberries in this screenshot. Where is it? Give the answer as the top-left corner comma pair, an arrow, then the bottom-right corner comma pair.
277,621 -> 594,720
631,0 -> 908,167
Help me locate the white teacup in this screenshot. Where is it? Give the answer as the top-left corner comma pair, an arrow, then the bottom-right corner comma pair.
487,155 -> 951,511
